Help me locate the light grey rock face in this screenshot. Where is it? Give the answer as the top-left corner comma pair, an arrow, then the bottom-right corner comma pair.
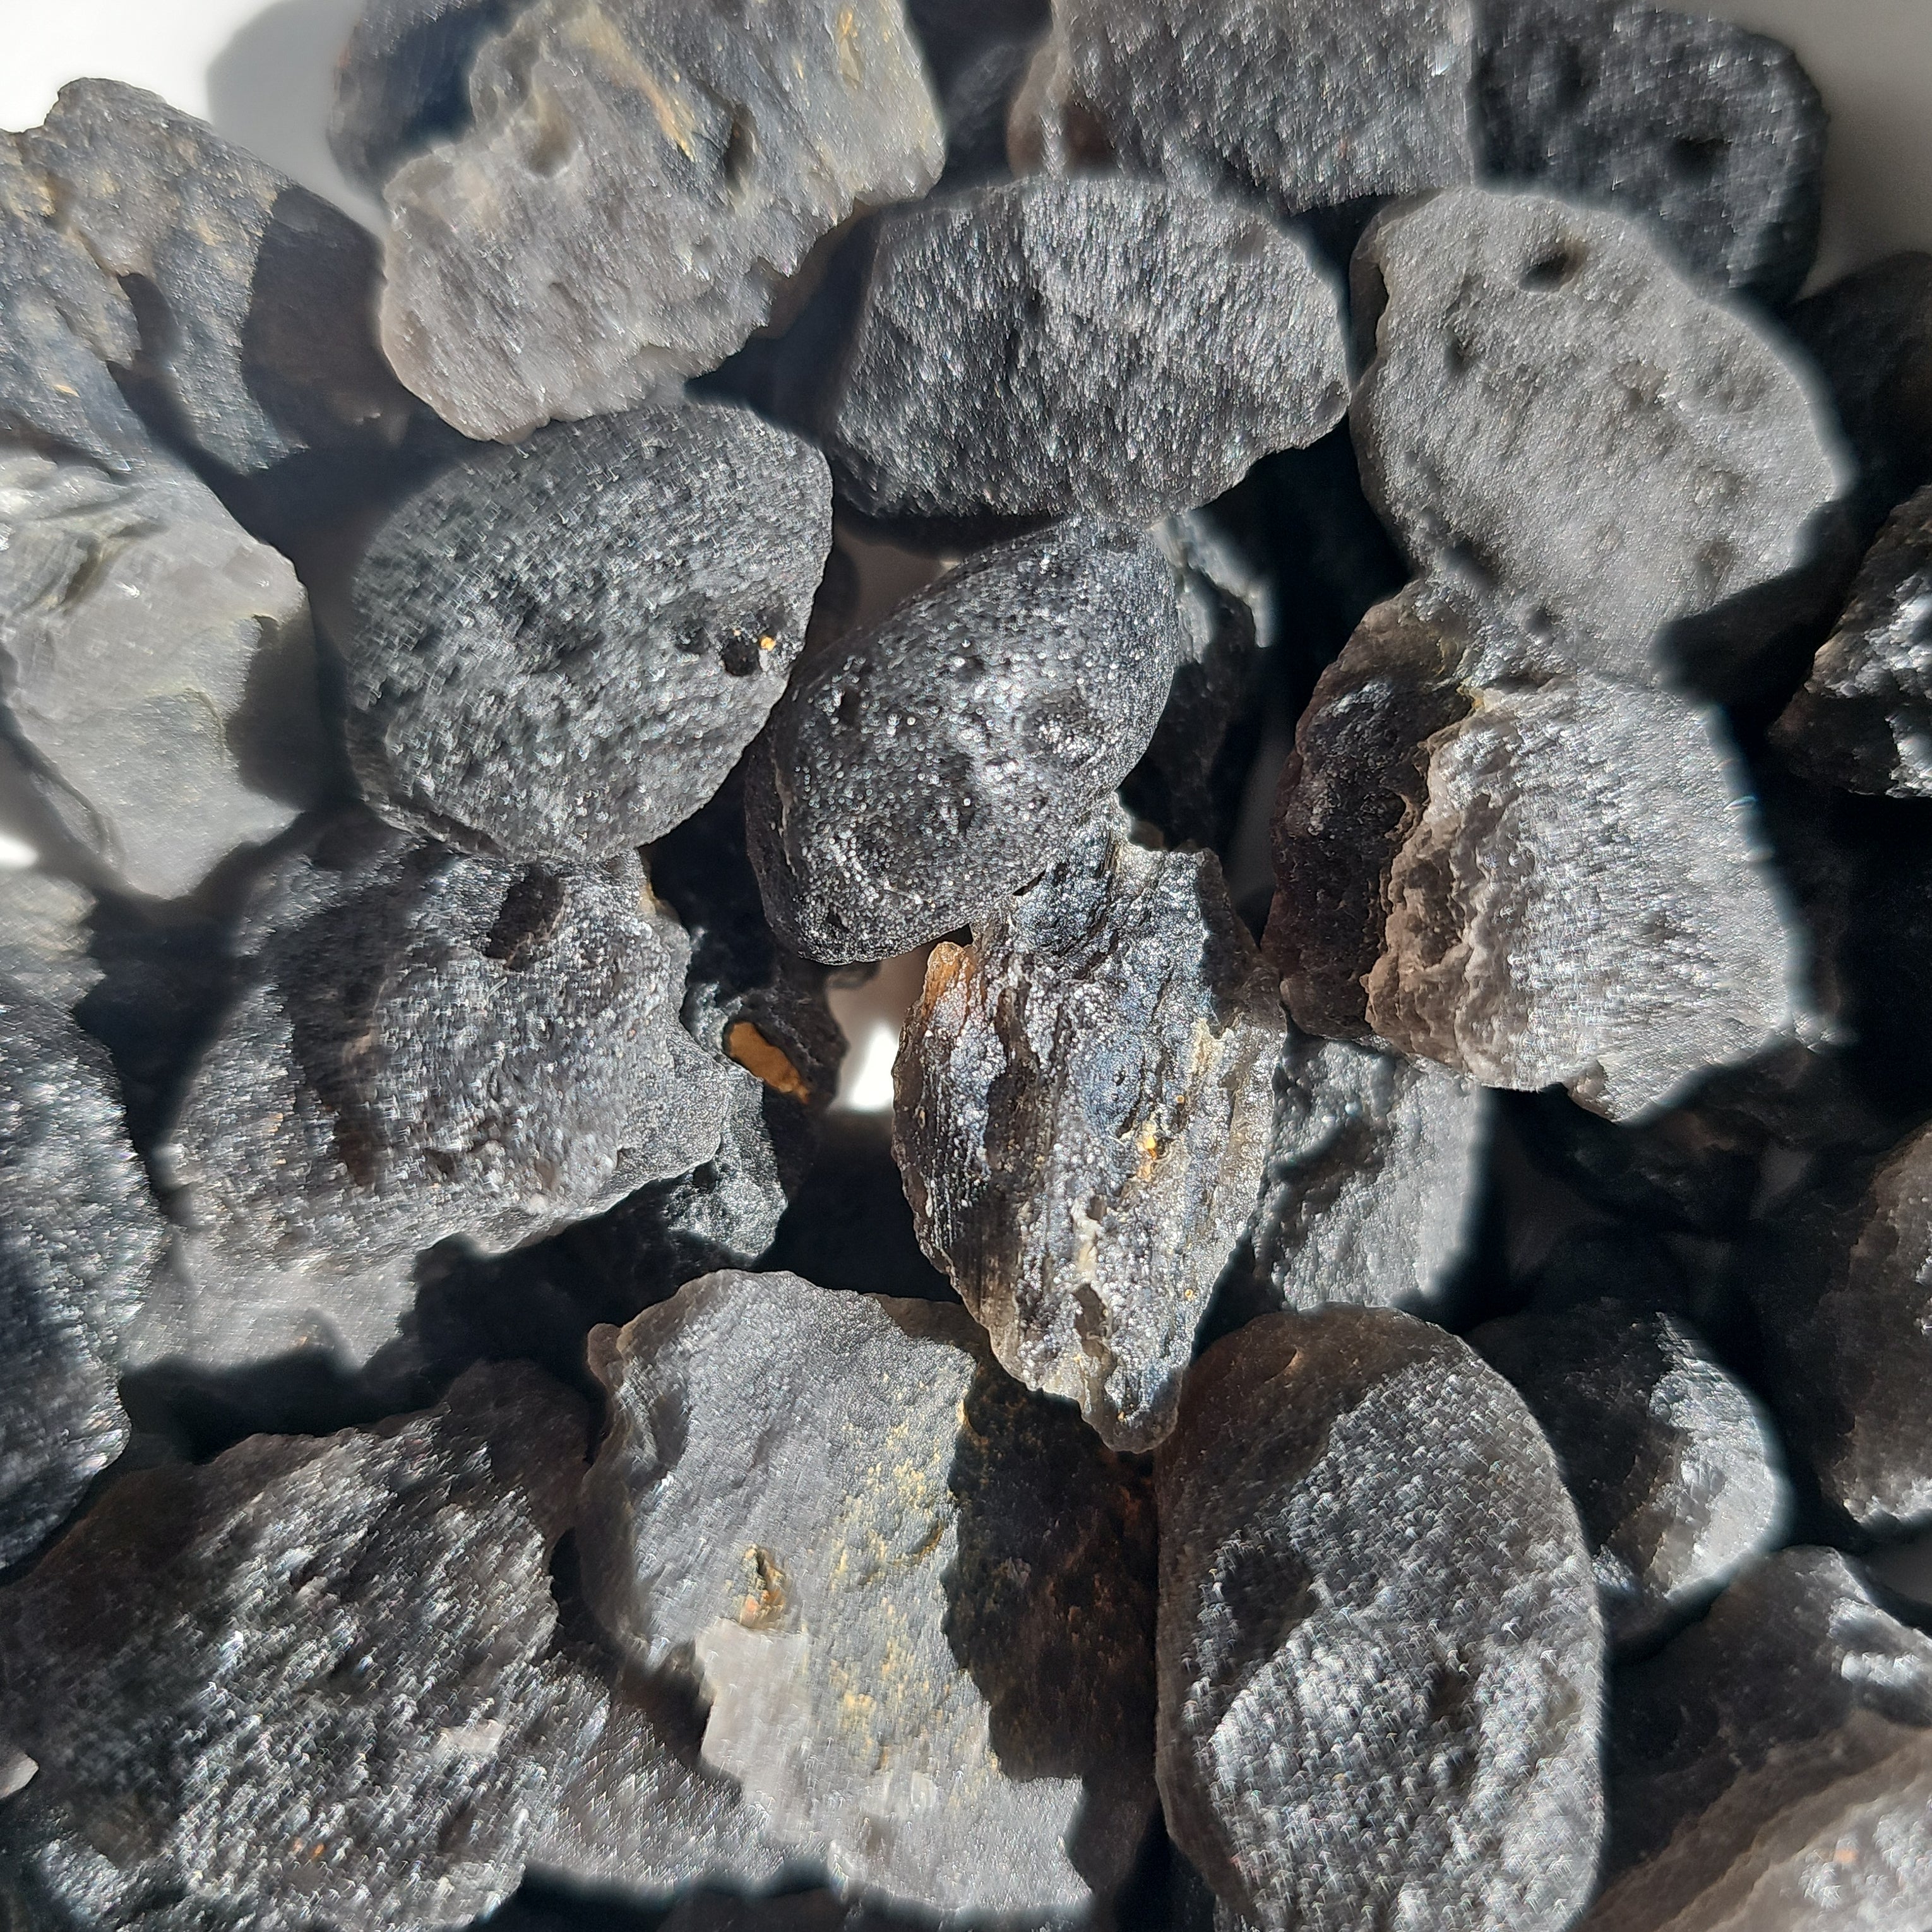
347,404 -> 832,862
816,176 -> 1347,536
1774,485 -> 1932,797
1267,576 -> 1805,1121
20,80 -> 414,476
1244,1030 -> 1489,1316
1748,1119 -> 1932,1536
1472,1297 -> 1788,1653
1475,1 -> 1825,307
1586,1549 -> 1932,1932
893,810 -> 1284,1452
744,518 -> 1186,965
0,871 -> 98,1010
0,1366 -> 596,1932
578,1270 -> 1159,1920
379,0 -> 945,441
1353,188 -> 1847,659
1038,0 -> 1475,217
1156,1306 -> 1604,1932
0,444 -> 325,902
0,981 -> 166,1570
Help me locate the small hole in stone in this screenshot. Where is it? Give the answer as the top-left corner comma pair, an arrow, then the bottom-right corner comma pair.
1669,134 -> 1729,179
1520,241 -> 1586,292
720,110 -> 756,194
484,866 -> 566,968
1445,333 -> 1475,379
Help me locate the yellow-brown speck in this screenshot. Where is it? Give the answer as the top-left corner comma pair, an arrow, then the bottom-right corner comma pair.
727,1020 -> 812,1103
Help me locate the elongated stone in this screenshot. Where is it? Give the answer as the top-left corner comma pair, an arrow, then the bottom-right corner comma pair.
1157,1306 -> 1604,1932
895,809 -> 1283,1450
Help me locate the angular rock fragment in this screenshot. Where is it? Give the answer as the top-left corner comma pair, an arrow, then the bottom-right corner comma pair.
1354,188 -> 1847,663
0,1365 -> 596,1930
1774,485 -> 1932,796
1034,0 -> 1475,218
746,518 -> 1185,963
0,870 -> 98,1010
0,443 -> 326,902
379,0 -> 945,441
347,404 -> 832,862
1268,576 -> 1805,1119
1157,1306 -> 1604,1932
1475,1 -> 1825,305
811,176 -> 1347,535
578,1270 -> 1158,1918
1472,1297 -> 1788,1651
0,981 -> 166,1569
895,809 -> 1283,1450
1587,1549 -> 1932,1931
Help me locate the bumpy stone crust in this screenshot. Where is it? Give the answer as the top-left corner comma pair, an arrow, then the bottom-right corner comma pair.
815,176 -> 1347,535
0,982 -> 165,1570
0,1366 -> 596,1931
1475,1 -> 1824,306
0,444 -> 326,902
1156,1307 -> 1604,1932
1267,576 -> 1804,1120
745,518 -> 1185,964
379,0 -> 944,441
893,810 -> 1284,1451
1353,188 -> 1846,655
1039,0 -> 1474,217
347,404 -> 833,862
577,1270 -> 1158,1918
1473,1298 -> 1788,1652
1774,485 -> 1932,796
1585,1549 -> 1932,1932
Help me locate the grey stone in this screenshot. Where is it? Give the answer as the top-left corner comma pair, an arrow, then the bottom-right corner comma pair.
578,1270 -> 1158,1919
346,403 -> 832,862
1156,1306 -> 1604,1932
1585,1549 -> 1932,1931
378,0 -> 944,441
1475,1 -> 1825,306
0,443 -> 326,902
1353,187 -> 1847,665
813,176 -> 1347,536
0,871 -> 98,1010
1774,484 -> 1932,796
1267,575 -> 1806,1120
0,981 -> 165,1570
894,808 -> 1283,1451
745,518 -> 1186,964
1472,1297 -> 1788,1652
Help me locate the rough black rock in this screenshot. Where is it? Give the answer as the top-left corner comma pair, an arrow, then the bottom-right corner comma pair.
377,0 -> 944,441
1157,1306 -> 1604,1932
894,808 -> 1283,1451
0,871 -> 98,1010
578,1270 -> 1158,1918
1475,0 -> 1825,306
0,981 -> 166,1570
745,518 -> 1186,964
1472,1297 -> 1788,1652
1267,576 -> 1805,1120
346,403 -> 832,862
1587,1549 -> 1932,1931
810,176 -> 1347,537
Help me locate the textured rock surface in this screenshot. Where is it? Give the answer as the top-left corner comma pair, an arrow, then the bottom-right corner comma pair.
578,1270 -> 1158,1917
746,518 -> 1184,963
0,982 -> 165,1570
1354,188 -> 1846,662
0,871 -> 98,1010
379,0 -> 944,440
1475,1 -> 1824,306
0,443 -> 326,901
1586,1549 -> 1932,1931
1037,0 -> 1475,218
1157,1306 -> 1604,1932
813,176 -> 1347,535
1774,485 -> 1932,796
347,404 -> 832,862
1472,1297 -> 1787,1652
894,809 -> 1283,1451
0,1366 -> 596,1931
1267,576 -> 1805,1119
